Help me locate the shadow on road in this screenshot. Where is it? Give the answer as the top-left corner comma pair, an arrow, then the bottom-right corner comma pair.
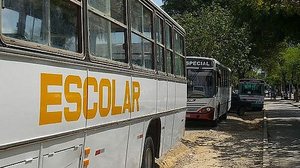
264,103 -> 300,167
185,111 -> 263,131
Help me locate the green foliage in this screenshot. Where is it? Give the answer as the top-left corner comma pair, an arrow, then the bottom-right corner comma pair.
165,2 -> 254,79
265,63 -> 281,86
265,45 -> 300,92
162,0 -> 300,85
281,46 -> 300,85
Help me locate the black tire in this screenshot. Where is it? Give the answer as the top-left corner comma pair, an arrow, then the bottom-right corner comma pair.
141,137 -> 155,168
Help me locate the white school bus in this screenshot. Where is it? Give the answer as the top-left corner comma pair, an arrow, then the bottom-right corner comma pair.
186,56 -> 231,125
0,0 -> 186,168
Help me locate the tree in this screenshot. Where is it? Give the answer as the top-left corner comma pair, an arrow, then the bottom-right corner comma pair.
281,46 -> 300,101
163,0 -> 300,87
165,2 -> 254,80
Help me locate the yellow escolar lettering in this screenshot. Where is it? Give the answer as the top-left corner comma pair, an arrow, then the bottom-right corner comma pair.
40,73 -> 63,125
132,81 -> 140,112
123,81 -> 131,113
99,78 -> 111,117
39,73 -> 141,125
83,77 -> 98,119
111,80 -> 122,115
64,75 -> 82,122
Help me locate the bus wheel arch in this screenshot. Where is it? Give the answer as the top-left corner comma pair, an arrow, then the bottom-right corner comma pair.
145,118 -> 161,158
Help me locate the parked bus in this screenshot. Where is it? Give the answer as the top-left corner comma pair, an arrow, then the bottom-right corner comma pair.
186,56 -> 231,125
0,0 -> 186,168
238,79 -> 265,111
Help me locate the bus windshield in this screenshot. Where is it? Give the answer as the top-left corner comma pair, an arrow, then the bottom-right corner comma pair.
187,69 -> 214,98
239,82 -> 264,95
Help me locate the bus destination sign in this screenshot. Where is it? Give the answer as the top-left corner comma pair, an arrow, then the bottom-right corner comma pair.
186,58 -> 213,68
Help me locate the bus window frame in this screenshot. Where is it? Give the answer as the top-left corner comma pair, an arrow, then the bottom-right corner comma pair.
0,0 -> 84,60
130,0 -> 155,71
173,28 -> 185,78
87,3 -> 130,67
165,21 -> 174,76
154,13 -> 166,74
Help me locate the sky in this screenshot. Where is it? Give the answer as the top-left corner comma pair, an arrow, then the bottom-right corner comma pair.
153,0 -> 163,6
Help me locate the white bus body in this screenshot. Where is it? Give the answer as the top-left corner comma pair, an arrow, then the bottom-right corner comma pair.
0,0 -> 186,167
186,56 -> 231,124
238,79 -> 265,111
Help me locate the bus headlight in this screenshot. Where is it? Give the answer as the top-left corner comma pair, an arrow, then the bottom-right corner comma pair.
198,107 -> 214,113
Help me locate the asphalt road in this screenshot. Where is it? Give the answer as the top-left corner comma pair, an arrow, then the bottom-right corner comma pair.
264,100 -> 300,167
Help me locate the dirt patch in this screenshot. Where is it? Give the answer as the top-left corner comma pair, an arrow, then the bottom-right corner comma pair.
156,130 -> 231,168
157,112 -> 264,168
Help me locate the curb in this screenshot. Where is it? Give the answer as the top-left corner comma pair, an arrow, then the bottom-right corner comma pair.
262,109 -> 269,167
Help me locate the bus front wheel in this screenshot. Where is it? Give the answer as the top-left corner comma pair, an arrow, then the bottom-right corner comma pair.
141,137 -> 155,168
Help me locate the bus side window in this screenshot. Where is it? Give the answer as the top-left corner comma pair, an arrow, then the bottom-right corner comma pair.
2,0 -> 82,53
175,54 -> 185,77
130,0 -> 154,69
166,50 -> 173,74
165,24 -> 173,74
88,0 -> 126,24
88,0 -> 127,63
155,15 -> 165,72
50,0 -> 81,52
2,0 -> 48,44
174,32 -> 185,77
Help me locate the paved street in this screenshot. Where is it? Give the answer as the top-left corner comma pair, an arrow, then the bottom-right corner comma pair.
264,100 -> 300,167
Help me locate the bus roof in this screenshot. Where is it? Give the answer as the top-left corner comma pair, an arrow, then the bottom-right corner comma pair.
186,56 -> 231,72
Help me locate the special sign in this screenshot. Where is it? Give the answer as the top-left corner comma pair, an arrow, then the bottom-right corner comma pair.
186,58 -> 213,68
39,73 -> 140,125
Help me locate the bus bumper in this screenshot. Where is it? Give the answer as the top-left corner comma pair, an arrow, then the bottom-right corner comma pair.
186,111 -> 214,120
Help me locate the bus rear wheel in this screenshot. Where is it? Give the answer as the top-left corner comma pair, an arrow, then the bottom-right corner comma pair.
141,137 -> 155,168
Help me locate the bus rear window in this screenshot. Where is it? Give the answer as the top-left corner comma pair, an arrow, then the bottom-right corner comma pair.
239,83 -> 264,95
2,0 -> 82,53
